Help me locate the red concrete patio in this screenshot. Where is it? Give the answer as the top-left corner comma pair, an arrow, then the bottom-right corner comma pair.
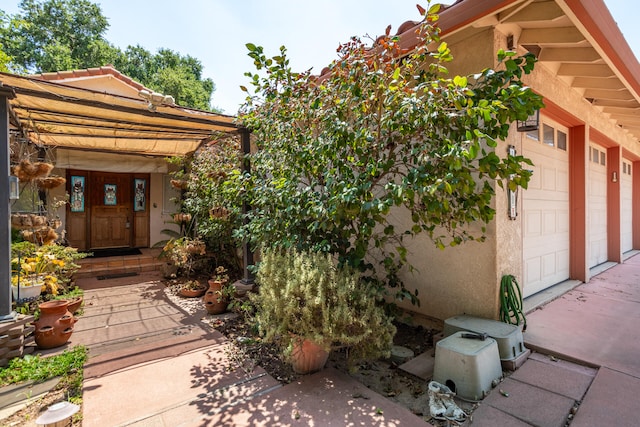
21,252 -> 640,426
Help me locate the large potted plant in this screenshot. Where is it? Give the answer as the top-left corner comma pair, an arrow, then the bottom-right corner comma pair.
251,249 -> 396,374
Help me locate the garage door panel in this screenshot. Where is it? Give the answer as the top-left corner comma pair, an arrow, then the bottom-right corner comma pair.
523,120 -> 570,297
558,170 -> 568,192
588,145 -> 608,268
543,211 -> 557,234
543,166 -> 557,190
526,210 -> 542,236
525,258 -> 541,284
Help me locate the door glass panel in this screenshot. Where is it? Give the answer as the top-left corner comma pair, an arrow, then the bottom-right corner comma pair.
543,124 -> 554,147
557,131 -> 567,151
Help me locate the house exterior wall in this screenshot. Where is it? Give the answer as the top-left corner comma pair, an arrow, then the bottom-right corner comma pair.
150,172 -> 181,247
397,22 -> 640,324
395,28 -> 505,323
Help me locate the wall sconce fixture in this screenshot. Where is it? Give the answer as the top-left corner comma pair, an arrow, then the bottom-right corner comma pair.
612,171 -> 618,183
516,110 -> 540,132
9,175 -> 19,200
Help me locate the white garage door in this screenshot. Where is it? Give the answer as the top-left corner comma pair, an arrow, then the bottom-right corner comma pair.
622,160 -> 633,253
522,122 -> 570,298
588,145 -> 608,268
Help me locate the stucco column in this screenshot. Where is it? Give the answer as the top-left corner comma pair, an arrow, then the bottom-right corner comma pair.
634,160 -> 640,250
607,146 -> 622,263
569,125 -> 588,283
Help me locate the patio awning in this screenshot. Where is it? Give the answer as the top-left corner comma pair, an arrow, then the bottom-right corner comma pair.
1,72 -> 243,157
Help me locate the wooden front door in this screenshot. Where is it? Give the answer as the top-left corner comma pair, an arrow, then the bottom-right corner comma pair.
66,170 -> 150,251
90,172 -> 132,249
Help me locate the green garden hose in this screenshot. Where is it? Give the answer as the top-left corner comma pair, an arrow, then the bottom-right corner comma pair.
499,274 -> 526,331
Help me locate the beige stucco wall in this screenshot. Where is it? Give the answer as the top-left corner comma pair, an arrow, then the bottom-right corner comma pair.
399,23 -> 640,324
150,172 -> 181,247
55,75 -> 141,98
394,28 -> 506,324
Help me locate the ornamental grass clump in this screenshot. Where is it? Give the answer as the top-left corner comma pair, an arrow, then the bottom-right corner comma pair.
252,249 -> 396,367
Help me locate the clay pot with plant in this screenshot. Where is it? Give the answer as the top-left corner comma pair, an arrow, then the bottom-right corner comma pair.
34,299 -> 76,349
178,279 -> 207,298
204,266 -> 234,314
251,249 -> 396,374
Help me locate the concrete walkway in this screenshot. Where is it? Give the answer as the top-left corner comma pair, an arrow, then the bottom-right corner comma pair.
21,253 -> 640,426
468,253 -> 640,426
77,272 -> 426,426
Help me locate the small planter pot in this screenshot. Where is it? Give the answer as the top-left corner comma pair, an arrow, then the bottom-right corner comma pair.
204,279 -> 229,314
289,337 -> 329,374
179,284 -> 206,298
34,300 -> 75,349
64,296 -> 84,313
11,284 -> 42,301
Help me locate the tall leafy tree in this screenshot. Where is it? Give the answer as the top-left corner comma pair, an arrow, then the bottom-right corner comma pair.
237,4 -> 543,303
0,0 -> 216,110
1,0 -> 118,73
114,47 -> 216,111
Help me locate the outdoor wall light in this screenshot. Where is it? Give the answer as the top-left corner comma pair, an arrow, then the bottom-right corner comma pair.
612,171 -> 618,183
516,110 -> 540,132
9,175 -> 19,200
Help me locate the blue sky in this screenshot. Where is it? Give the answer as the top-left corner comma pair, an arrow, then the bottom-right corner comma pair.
2,1 -> 638,114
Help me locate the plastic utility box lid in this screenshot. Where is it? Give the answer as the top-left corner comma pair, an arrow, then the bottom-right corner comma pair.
433,331 -> 502,401
443,314 -> 526,362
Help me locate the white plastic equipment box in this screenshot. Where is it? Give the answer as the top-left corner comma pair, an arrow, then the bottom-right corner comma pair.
433,331 -> 503,401
443,315 -> 528,368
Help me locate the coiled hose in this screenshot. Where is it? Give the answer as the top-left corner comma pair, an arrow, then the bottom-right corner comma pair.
499,274 -> 526,331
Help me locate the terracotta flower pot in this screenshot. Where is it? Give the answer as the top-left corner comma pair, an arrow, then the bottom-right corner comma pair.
64,296 -> 83,313
204,279 -> 229,314
179,284 -> 206,298
289,337 -> 329,374
34,300 -> 75,349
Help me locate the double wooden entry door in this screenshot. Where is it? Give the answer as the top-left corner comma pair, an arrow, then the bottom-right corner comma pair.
66,170 -> 149,250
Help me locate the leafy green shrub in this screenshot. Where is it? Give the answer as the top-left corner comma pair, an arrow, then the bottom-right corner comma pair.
252,249 -> 396,367
236,4 -> 542,304
0,345 -> 87,385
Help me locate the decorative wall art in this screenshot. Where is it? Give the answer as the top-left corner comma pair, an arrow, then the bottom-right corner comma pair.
104,184 -> 117,205
70,176 -> 85,212
134,179 -> 146,211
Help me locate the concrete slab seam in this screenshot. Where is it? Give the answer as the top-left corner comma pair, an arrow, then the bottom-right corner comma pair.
85,342 -> 230,379
114,372 -> 272,427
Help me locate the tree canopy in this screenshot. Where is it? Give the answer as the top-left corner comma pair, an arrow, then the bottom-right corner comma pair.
236,4 -> 543,304
0,0 -> 216,110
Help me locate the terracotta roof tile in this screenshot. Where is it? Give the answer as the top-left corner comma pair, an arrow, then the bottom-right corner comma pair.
31,65 -> 148,91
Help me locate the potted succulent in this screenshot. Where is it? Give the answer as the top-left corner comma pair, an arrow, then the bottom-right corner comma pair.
251,249 -> 396,374
11,248 -> 60,301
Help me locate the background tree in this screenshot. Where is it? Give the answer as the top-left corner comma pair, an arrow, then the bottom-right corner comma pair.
0,0 -> 217,110
113,47 -> 216,111
1,0 -> 118,73
237,4 -> 543,304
